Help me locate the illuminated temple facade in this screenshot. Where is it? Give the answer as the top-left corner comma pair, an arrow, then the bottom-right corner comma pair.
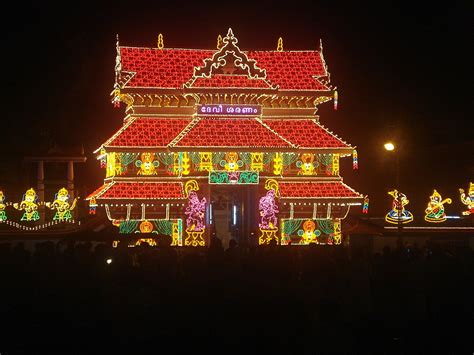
86,29 -> 364,247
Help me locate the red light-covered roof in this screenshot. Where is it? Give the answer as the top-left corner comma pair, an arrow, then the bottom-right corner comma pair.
248,51 -> 328,91
171,118 -> 294,148
279,181 -> 363,199
120,48 -> 211,88
103,117 -> 192,148
192,74 -> 271,88
99,117 -> 353,150
263,119 -> 351,148
119,49 -> 329,91
86,181 -> 186,200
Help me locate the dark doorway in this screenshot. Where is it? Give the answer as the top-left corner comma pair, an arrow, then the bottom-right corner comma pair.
208,185 -> 257,248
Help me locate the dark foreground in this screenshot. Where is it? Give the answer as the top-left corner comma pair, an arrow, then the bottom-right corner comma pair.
0,237 -> 472,354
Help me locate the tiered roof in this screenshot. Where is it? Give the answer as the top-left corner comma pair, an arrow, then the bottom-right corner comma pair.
100,117 -> 351,151
117,29 -> 330,91
279,181 -> 363,199
87,181 -> 186,200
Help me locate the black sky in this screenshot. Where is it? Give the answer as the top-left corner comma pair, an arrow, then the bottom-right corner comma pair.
1,0 -> 473,216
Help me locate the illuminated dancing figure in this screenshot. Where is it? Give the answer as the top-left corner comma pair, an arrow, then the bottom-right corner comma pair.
46,187 -> 77,222
185,191 -> 206,232
424,190 -> 451,223
259,189 -> 279,230
459,182 -> 473,216
0,191 -> 7,222
14,188 -> 40,221
385,189 -> 413,224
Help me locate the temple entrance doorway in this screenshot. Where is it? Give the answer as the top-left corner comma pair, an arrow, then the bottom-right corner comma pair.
208,185 -> 258,248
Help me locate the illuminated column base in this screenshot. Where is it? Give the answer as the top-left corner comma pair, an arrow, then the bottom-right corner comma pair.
259,228 -> 279,245
185,229 -> 205,247
171,222 -> 182,246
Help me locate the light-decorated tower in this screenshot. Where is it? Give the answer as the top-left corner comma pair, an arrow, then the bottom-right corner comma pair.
86,29 -> 364,247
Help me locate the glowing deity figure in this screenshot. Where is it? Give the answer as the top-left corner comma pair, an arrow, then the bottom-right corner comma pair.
297,153 -> 317,175
459,182 -> 474,216
301,220 -> 320,244
14,188 -> 40,221
46,188 -> 77,222
385,189 -> 413,224
259,189 -> 279,229
424,190 -> 452,223
0,191 -> 7,222
136,152 -> 159,175
185,191 -> 206,232
222,152 -> 242,172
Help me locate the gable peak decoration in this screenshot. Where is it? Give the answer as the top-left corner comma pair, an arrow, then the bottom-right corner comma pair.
185,28 -> 276,89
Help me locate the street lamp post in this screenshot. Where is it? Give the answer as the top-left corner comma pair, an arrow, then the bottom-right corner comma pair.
384,142 -> 403,242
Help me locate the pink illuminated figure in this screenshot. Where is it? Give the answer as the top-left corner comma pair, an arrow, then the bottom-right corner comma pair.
259,190 -> 279,229
185,191 -> 206,231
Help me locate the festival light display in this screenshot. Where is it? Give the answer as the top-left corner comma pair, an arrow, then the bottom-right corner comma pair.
184,180 -> 206,246
46,187 -> 77,222
0,191 -> 7,222
86,28 -> 366,246
258,179 -> 279,245
424,190 -> 452,223
362,195 -> 369,214
280,218 -> 341,245
459,182 -> 473,216
13,188 -> 40,221
385,189 -> 413,224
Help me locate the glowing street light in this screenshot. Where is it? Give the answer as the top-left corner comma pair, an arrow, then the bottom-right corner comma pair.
384,141 -> 402,241
384,142 -> 395,151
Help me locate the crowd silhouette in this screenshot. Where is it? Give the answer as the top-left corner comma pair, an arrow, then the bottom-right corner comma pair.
0,235 -> 472,354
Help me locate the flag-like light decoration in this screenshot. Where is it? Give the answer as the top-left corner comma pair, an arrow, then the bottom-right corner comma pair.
385,189 -> 413,224
89,197 -> 98,215
353,149 -> 358,170
362,195 -> 369,214
13,188 -> 40,221
46,187 -> 77,222
333,90 -> 338,110
459,182 -> 474,216
424,189 -> 452,223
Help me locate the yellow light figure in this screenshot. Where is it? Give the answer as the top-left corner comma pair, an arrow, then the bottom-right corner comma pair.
250,153 -> 264,171
333,220 -> 342,245
224,152 -> 241,172
297,153 -> 316,175
106,152 -> 116,177
332,154 -> 340,175
385,189 -> 413,224
46,187 -> 77,222
136,152 -> 159,175
273,153 -> 283,175
199,152 -> 213,172
424,190 -> 452,223
459,182 -> 474,216
181,152 -> 190,175
301,220 -> 320,244
0,190 -> 7,222
14,188 -> 40,221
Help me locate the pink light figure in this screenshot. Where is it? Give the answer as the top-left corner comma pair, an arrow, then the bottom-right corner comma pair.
185,191 -> 206,231
259,190 -> 279,229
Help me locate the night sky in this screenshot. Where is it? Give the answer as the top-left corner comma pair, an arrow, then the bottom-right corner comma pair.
2,1 -> 472,217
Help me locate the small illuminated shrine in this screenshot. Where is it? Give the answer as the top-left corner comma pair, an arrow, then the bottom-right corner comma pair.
86,29 -> 364,247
